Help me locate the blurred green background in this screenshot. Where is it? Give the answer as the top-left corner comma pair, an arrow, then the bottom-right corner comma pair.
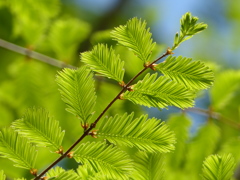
0,0 -> 240,179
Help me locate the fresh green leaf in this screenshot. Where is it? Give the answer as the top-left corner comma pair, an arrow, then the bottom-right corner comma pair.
122,73 -> 195,109
76,165 -> 107,180
56,66 -> 96,123
131,151 -> 165,180
0,170 -> 6,180
81,44 -> 125,83
51,170 -> 80,180
202,154 -> 235,180
74,141 -> 133,180
46,166 -> 66,178
0,128 -> 37,169
11,107 -> 65,151
156,56 -> 214,90
172,12 -> 207,50
111,17 -> 156,63
98,113 -> 175,153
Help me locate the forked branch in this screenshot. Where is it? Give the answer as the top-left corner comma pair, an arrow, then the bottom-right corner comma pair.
34,49 -> 171,180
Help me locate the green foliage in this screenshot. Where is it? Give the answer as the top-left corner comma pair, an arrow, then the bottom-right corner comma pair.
76,165 -> 107,180
202,154 -> 235,180
74,141 -> 133,180
56,66 -> 96,124
81,44 -> 125,83
111,17 -> 156,63
131,151 -> 165,180
47,165 -> 107,180
0,170 -> 6,180
0,128 -> 37,169
185,123 -> 220,178
11,107 -> 65,151
52,170 -> 80,180
122,73 -> 196,109
49,18 -> 91,62
156,56 -> 214,90
97,113 -> 175,153
8,0 -> 59,45
172,12 -> 207,50
46,166 -> 65,178
1,7 -> 234,180
165,114 -> 191,170
210,70 -> 240,110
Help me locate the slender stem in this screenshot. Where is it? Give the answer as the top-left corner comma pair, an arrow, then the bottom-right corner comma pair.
0,39 -> 76,69
34,50 -> 170,179
184,107 -> 240,129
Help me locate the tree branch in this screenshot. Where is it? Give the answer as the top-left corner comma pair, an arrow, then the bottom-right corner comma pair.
184,107 -> 240,129
0,39 -> 76,69
34,49 -> 170,180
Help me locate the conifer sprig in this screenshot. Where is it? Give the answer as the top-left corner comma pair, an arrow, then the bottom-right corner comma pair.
123,73 -> 195,109
28,12 -> 209,179
81,44 -> 125,84
156,56 -> 214,90
171,12 -> 207,50
111,17 -> 156,64
11,107 -> 65,151
202,154 -> 235,180
0,128 -> 37,170
74,142 -> 133,180
56,66 -> 96,124
34,49 -> 170,180
97,113 -> 175,152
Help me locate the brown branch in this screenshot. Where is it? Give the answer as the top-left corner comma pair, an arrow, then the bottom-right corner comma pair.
184,107 -> 240,129
34,49 -> 171,180
0,39 -> 76,69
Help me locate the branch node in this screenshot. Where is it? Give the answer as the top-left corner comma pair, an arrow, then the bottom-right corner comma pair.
30,168 -> 38,177
81,123 -> 89,131
40,177 -> 48,180
89,130 -> 98,138
55,146 -> 64,155
166,47 -> 174,55
90,122 -> 96,128
126,85 -> 134,91
149,63 -> 157,71
119,81 -> 126,87
118,93 -> 125,100
67,151 -> 74,158
144,61 -> 151,68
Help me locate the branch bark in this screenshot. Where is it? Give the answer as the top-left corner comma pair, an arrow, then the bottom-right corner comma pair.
34,49 -> 170,180
0,39 -> 76,69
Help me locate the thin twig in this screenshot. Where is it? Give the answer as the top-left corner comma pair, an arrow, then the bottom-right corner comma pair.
34,49 -> 171,180
184,107 -> 240,129
0,39 -> 76,69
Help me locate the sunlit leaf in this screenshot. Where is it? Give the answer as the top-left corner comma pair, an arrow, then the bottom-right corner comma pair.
156,56 -> 214,90
12,107 -> 64,151
98,113 -> 175,153
0,128 -> 37,169
202,154 -> 235,180
111,17 -> 156,63
56,66 -> 96,123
